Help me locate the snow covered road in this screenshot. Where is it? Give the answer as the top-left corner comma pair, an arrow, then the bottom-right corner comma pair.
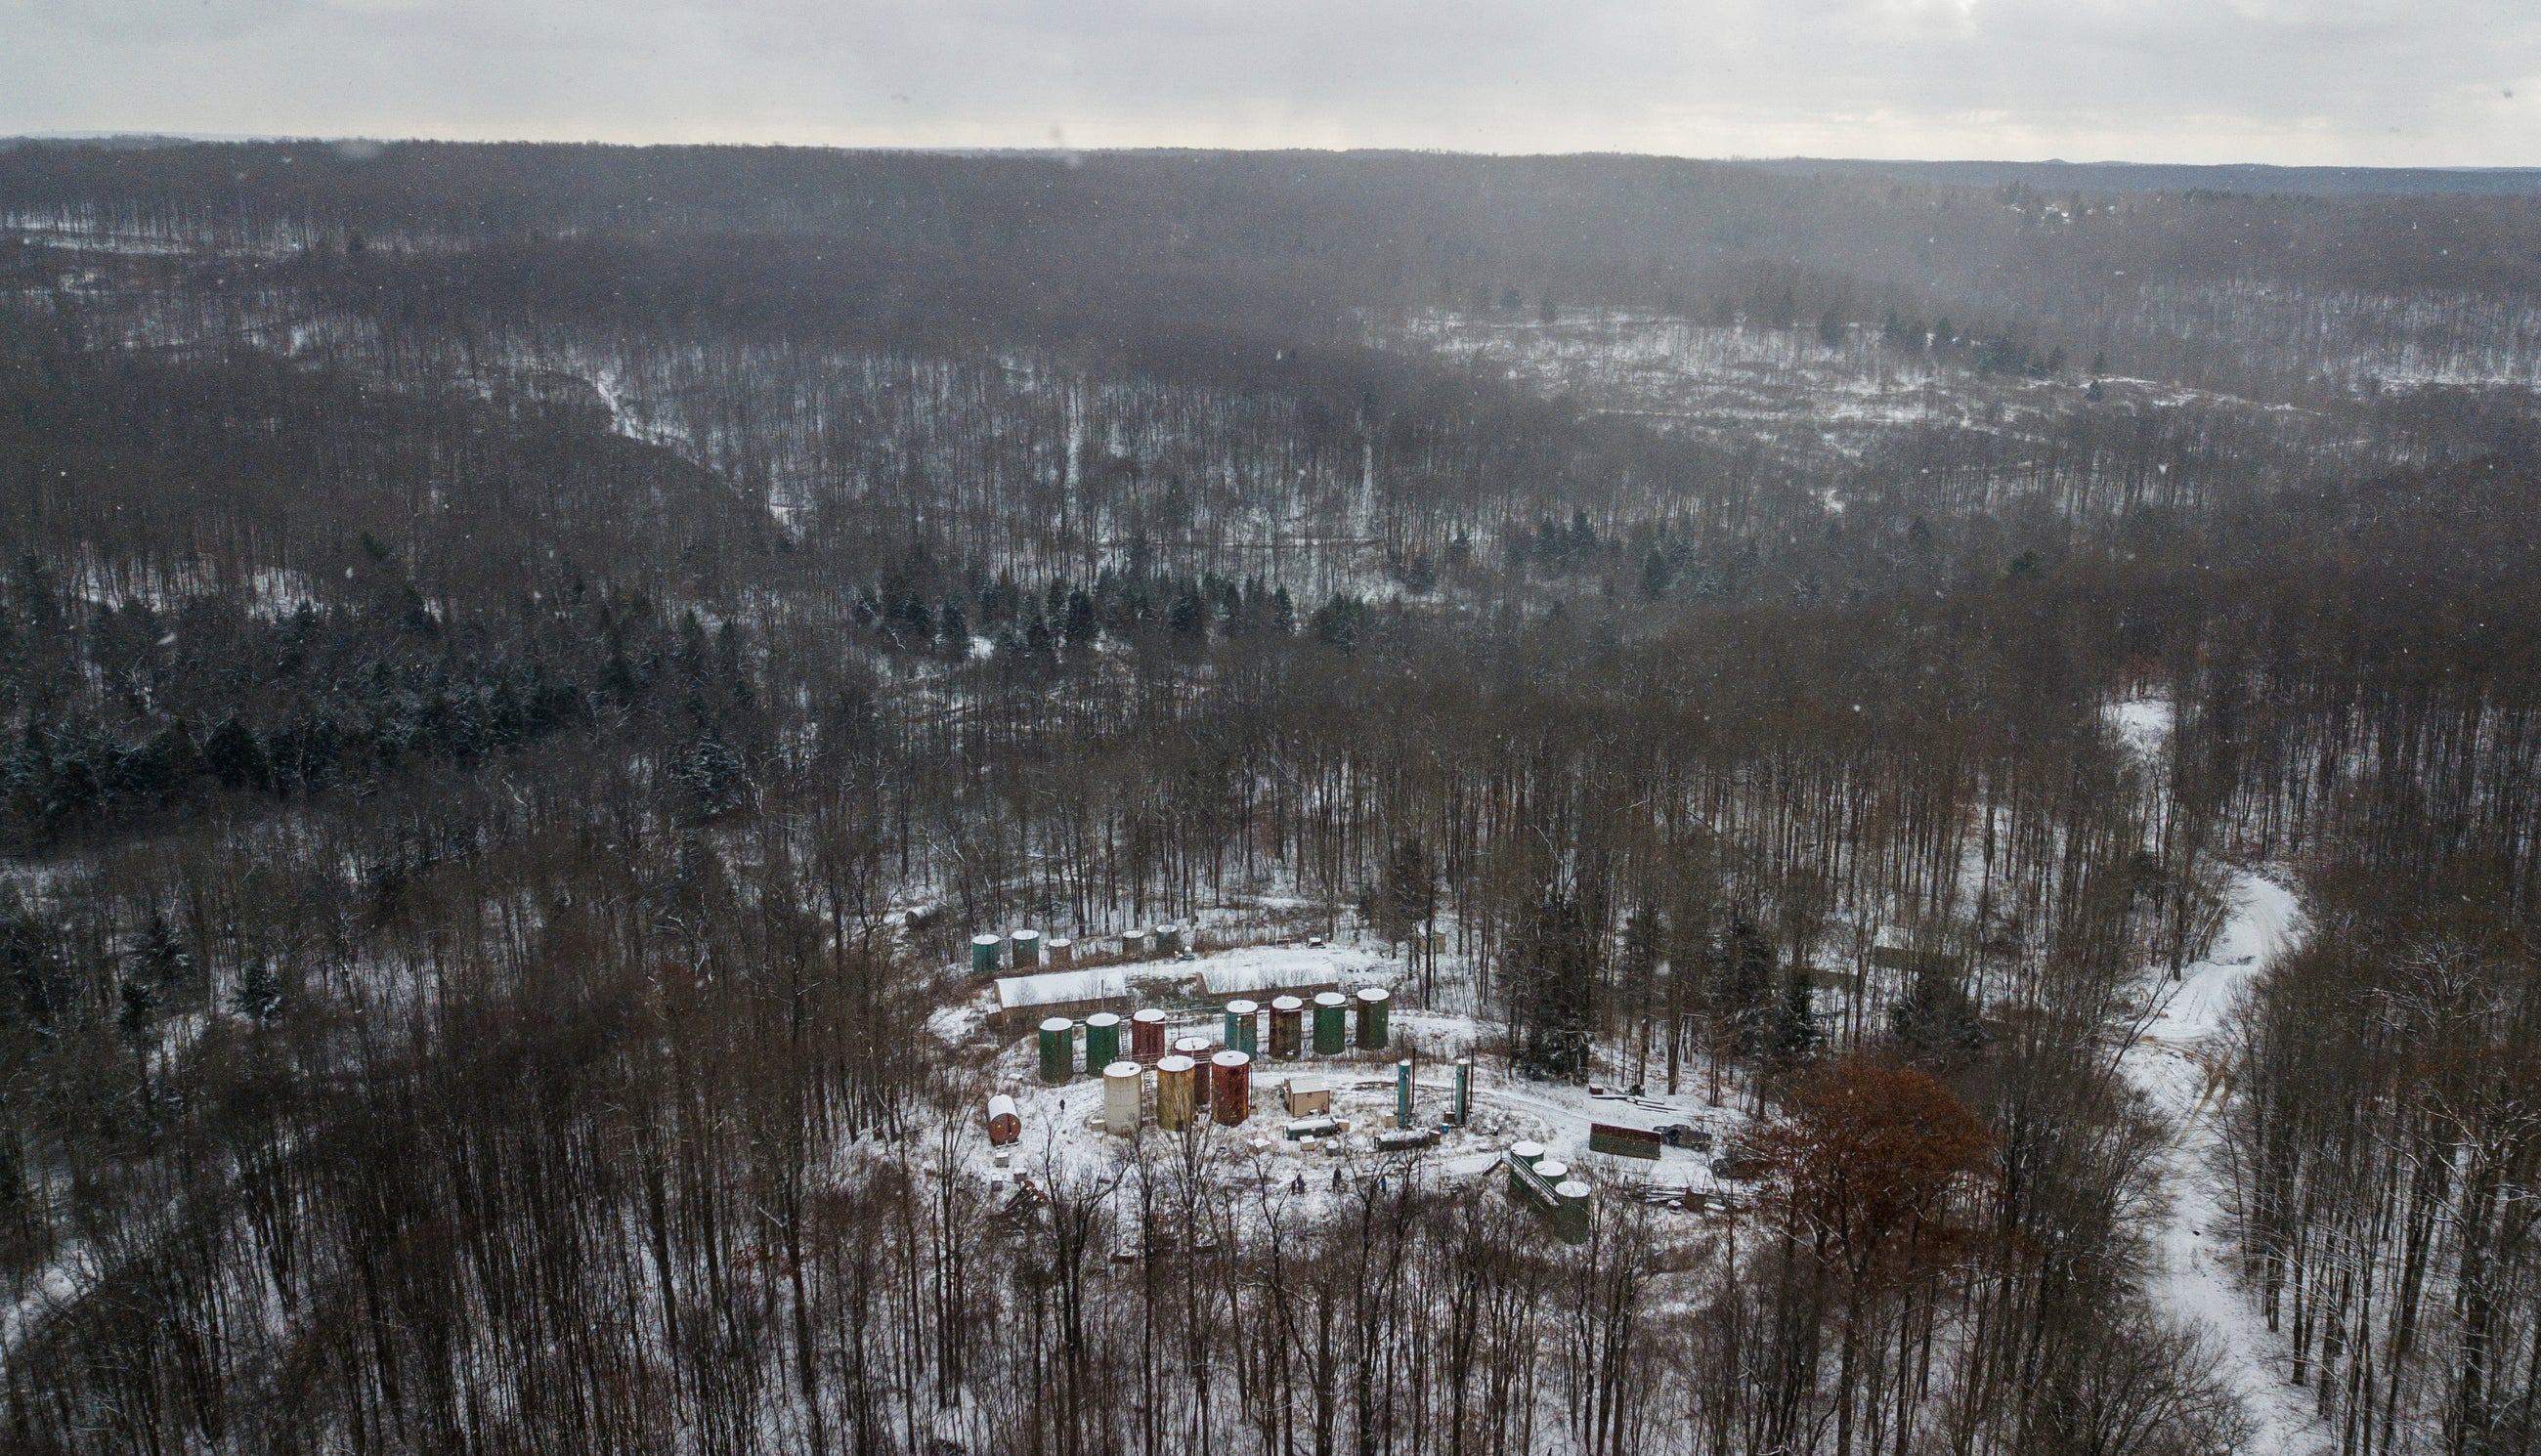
2120,870 -> 2326,1455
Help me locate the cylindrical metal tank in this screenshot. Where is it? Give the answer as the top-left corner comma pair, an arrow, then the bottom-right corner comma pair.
1131,1007 -> 1168,1062
1011,928 -> 1042,968
1102,1061 -> 1142,1135
1270,997 -> 1305,1059
1047,937 -> 1074,965
1313,993 -> 1348,1055
1211,1050 -> 1252,1126
1084,1012 -> 1122,1068
1355,986 -> 1391,1049
1175,1037 -> 1213,1106
1155,1054 -> 1199,1131
1154,923 -> 1183,957
1123,927 -> 1149,959
1553,1180 -> 1593,1244
1452,1058 -> 1473,1126
1396,1058 -> 1414,1129
971,933 -> 1004,975
986,1093 -> 1021,1145
1038,1017 -> 1075,1083
1224,1000 -> 1259,1055
1506,1141 -> 1547,1200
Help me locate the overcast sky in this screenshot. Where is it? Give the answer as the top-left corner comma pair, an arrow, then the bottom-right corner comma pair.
9,0 -> 2540,165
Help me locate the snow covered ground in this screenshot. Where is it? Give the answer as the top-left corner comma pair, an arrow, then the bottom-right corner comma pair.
2121,869 -> 2324,1455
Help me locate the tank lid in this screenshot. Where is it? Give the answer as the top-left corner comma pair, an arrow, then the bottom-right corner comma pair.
1271,996 -> 1305,1010
1085,1011 -> 1121,1027
1040,1016 -> 1074,1033
1132,1007 -> 1168,1023
1212,1050 -> 1251,1069
1532,1160 -> 1570,1180
1314,992 -> 1348,1007
1173,1036 -> 1210,1053
987,1094 -> 1018,1116
1102,1060 -> 1141,1079
974,933 -> 1004,947
1555,1180 -> 1591,1200
1510,1140 -> 1546,1160
1357,986 -> 1389,1004
1012,928 -> 1040,941
1226,999 -> 1259,1013
1157,1053 -> 1196,1073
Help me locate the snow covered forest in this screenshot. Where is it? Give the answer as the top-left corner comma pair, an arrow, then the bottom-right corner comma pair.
3,142 -> 2541,1455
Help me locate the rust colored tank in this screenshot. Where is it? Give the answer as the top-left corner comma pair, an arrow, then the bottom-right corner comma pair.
1175,1037 -> 1213,1105
1210,1050 -> 1252,1126
1270,996 -> 1305,1059
1131,1007 -> 1169,1062
1156,1054 -> 1199,1131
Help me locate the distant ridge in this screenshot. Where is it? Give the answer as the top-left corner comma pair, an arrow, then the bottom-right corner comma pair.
1742,156 -> 2541,198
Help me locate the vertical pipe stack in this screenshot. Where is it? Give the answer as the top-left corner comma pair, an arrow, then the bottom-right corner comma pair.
1270,997 -> 1304,1059
1313,993 -> 1348,1055
1084,1012 -> 1122,1068
1038,1018 -> 1075,1084
1156,1055 -> 1198,1131
1131,1008 -> 1168,1062
1102,1061 -> 1142,1135
1211,1051 -> 1252,1126
1452,1058 -> 1473,1127
971,934 -> 1003,975
1224,1000 -> 1259,1055
1355,987 -> 1391,1049
1397,1058 -> 1414,1129
1011,929 -> 1042,967
1175,1037 -> 1213,1107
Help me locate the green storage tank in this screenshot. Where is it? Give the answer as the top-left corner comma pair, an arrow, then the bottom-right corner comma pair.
1224,1000 -> 1259,1055
971,934 -> 1004,976
1038,1017 -> 1075,1084
1084,1012 -> 1122,1068
1355,987 -> 1391,1049
1312,993 -> 1348,1055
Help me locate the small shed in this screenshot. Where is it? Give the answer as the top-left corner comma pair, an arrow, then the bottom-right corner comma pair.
994,968 -> 1131,1031
1282,1075 -> 1332,1117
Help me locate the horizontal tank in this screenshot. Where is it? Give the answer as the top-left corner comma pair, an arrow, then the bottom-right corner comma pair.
986,1093 -> 1020,1146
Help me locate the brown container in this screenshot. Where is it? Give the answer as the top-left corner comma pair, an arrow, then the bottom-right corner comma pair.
1131,1007 -> 1169,1062
1156,1054 -> 1199,1131
1270,996 -> 1305,1059
1175,1037 -> 1214,1105
1210,1051 -> 1252,1126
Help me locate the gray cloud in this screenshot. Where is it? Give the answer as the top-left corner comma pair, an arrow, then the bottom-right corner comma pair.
8,0 -> 2538,163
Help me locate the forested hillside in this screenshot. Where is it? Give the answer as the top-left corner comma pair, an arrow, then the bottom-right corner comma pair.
3,141 -> 2539,1456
